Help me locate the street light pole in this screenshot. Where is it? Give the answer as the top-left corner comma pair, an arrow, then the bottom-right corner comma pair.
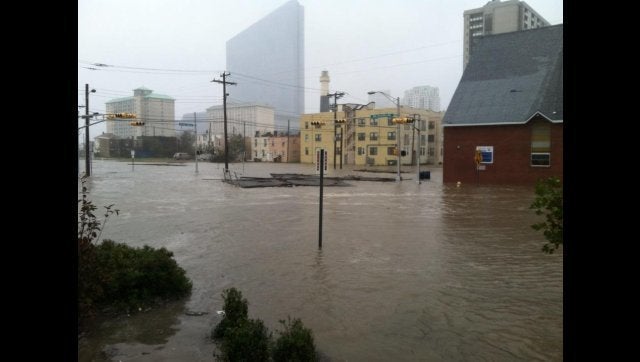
368,91 -> 402,181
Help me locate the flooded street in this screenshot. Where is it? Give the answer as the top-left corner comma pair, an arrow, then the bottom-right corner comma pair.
78,159 -> 562,361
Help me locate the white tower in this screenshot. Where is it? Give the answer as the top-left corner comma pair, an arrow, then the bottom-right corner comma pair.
319,70 -> 331,112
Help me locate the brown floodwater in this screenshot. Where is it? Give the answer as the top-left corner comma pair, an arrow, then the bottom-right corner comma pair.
78,159 -> 562,361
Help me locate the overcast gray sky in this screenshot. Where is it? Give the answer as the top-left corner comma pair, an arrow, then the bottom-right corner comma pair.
78,0 -> 563,137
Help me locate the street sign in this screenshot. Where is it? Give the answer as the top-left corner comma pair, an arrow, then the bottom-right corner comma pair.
179,122 -> 194,127
316,149 -> 327,173
370,113 -> 395,120
475,146 -> 493,164
131,150 -> 135,158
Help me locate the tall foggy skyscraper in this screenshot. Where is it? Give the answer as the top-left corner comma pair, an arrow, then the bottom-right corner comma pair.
226,0 -> 304,129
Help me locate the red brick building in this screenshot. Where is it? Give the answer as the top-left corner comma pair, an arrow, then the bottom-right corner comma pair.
443,25 -> 563,184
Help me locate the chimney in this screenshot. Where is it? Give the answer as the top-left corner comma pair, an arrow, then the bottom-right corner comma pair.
319,70 -> 331,112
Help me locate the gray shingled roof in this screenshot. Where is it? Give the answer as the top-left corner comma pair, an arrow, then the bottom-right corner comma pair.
443,25 -> 563,126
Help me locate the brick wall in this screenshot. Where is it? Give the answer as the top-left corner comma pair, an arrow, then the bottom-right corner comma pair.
443,122 -> 563,184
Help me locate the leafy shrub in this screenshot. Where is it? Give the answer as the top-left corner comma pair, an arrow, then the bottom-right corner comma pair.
530,177 -> 563,253
218,319 -> 271,362
94,240 -> 192,312
78,176 -> 192,323
272,317 -> 318,362
212,288 -> 249,340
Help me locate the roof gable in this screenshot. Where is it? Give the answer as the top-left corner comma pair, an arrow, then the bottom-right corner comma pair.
443,25 -> 563,126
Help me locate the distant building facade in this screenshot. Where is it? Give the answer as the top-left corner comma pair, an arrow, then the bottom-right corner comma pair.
205,103 -> 275,141
105,87 -> 176,139
463,0 -> 550,69
226,0 -> 304,128
253,132 -> 300,162
444,25 -> 563,184
300,106 -> 443,167
402,86 -> 441,112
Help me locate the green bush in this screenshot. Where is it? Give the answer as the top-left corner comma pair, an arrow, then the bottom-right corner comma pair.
211,289 -> 318,361
218,319 -> 271,362
78,176 -> 192,323
94,240 -> 193,312
272,317 -> 318,362
530,177 -> 563,253
212,288 -> 249,340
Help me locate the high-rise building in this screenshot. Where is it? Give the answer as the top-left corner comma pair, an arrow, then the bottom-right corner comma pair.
463,0 -> 550,69
105,87 -> 175,139
226,0 -> 304,129
402,86 -> 441,112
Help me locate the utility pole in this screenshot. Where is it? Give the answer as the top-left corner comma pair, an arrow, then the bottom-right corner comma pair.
194,112 -> 198,173
396,97 -> 401,181
84,84 -> 94,177
287,120 -> 290,163
327,91 -> 345,170
212,72 -> 237,176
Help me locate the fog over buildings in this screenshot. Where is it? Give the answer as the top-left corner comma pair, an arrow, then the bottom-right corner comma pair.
78,0 -> 562,137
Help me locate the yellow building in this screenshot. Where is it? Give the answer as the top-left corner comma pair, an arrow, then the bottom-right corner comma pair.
300,106 -> 444,166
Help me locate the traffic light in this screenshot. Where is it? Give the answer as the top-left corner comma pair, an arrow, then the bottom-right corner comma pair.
130,121 -> 145,126
401,150 -> 407,156
310,121 -> 324,127
392,117 -> 415,124
335,119 -> 346,124
107,112 -> 137,119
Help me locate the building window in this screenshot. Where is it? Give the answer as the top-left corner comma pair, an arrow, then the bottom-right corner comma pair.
387,132 -> 396,140
420,134 -> 426,146
305,122 -> 309,129
387,118 -> 394,126
305,134 -> 309,141
428,135 -> 435,143
357,147 -> 364,155
369,147 -> 378,156
428,147 -> 435,156
428,121 -> 435,130
404,134 -> 410,145
370,118 -> 378,126
369,132 -> 378,141
420,147 -> 426,156
357,118 -> 366,126
315,134 -> 322,142
305,147 -> 309,155
264,139 -> 267,146
358,133 -> 365,141
531,121 -> 551,167
531,153 -> 550,166
387,147 -> 395,155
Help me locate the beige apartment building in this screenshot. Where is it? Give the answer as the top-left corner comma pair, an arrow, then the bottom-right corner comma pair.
463,0 -> 550,69
300,107 -> 443,167
105,87 -> 176,139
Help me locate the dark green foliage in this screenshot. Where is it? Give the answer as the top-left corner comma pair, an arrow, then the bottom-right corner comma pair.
78,176 -> 192,324
272,317 -> 318,362
213,134 -> 246,162
212,288 -> 249,340
94,240 -> 192,312
530,177 -> 563,254
218,319 -> 271,362
211,289 -> 318,361
179,131 -> 196,155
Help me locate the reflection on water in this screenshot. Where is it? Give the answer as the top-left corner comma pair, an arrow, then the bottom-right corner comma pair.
79,160 -> 562,361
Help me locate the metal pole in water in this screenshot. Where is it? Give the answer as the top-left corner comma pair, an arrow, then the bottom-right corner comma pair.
319,149 -> 324,249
